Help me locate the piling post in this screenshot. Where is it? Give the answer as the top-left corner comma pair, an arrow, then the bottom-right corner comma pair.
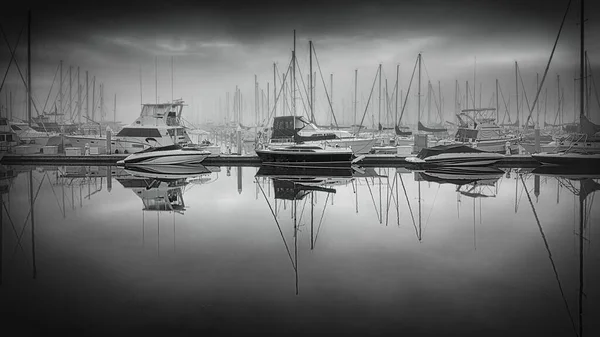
106,128 -> 112,154
236,125 -> 242,155
534,128 -> 540,153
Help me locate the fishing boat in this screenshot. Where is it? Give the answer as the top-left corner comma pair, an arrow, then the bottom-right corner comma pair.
65,100 -> 195,154
116,144 -> 211,166
256,144 -> 355,167
405,144 -> 505,167
440,109 -> 520,153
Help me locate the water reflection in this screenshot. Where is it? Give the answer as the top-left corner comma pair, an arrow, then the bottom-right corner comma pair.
0,163 -> 598,335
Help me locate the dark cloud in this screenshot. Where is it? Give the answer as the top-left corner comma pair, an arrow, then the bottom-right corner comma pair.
1,0 -> 598,124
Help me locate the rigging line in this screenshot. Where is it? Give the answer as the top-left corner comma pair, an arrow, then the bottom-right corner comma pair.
256,178 -> 296,270
311,44 -> 339,128
385,174 -> 397,226
264,57 -> 294,124
292,58 -> 311,120
516,65 -> 533,121
293,57 -> 313,119
520,175 -> 579,337
525,0 -> 573,126
423,184 -> 441,233
399,173 -> 418,237
397,55 -> 419,125
2,201 -> 28,260
0,26 -> 42,117
586,55 -> 600,112
313,193 -> 331,247
365,177 -> 380,222
498,85 -> 512,124
297,194 -> 309,225
356,66 -> 381,135
41,63 -> 61,117
12,173 -> 46,257
0,23 -> 25,93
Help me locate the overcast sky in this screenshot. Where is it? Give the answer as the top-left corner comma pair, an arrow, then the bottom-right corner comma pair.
1,0 -> 599,127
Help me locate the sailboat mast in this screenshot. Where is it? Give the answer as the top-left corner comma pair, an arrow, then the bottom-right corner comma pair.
580,0 -> 584,119
59,60 -> 63,116
378,63 -> 381,129
309,41 -> 313,123
27,10 -> 31,127
273,63 -> 277,117
354,69 -> 358,128
292,30 -> 296,118
77,67 -> 81,124
438,80 -> 442,123
515,61 -> 519,129
496,79 -> 499,122
418,53 -> 421,124
395,65 -> 399,126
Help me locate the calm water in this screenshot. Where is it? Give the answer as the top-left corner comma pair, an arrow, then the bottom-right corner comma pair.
0,164 -> 598,336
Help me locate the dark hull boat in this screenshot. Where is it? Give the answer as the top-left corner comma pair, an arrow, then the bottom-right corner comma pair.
255,165 -> 355,178
406,144 -> 504,167
256,144 -> 355,167
531,151 -> 600,168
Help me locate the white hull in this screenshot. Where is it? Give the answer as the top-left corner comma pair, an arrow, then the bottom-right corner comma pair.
407,152 -> 504,166
268,137 -> 376,155
118,149 -> 211,165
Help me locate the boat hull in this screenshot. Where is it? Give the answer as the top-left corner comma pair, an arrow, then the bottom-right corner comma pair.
419,152 -> 504,167
531,152 -> 600,168
120,149 -> 210,165
124,164 -> 212,180
256,148 -> 353,167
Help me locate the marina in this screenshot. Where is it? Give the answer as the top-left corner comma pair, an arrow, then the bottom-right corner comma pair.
1,0 -> 600,335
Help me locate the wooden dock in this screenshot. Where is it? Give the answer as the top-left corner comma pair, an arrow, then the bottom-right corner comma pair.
0,153 -> 541,168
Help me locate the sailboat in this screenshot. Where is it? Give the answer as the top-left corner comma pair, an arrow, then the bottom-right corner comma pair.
532,0 -> 600,166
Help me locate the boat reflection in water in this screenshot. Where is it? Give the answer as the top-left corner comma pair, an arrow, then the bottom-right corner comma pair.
407,166 -> 505,242
255,165 -> 355,294
118,164 -> 216,213
528,166 -> 600,337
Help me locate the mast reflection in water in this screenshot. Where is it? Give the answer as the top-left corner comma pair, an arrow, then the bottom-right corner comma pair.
0,164 -> 598,336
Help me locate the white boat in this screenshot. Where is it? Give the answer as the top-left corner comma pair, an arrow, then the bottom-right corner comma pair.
65,100 -> 195,154
8,121 -> 59,147
438,111 -> 520,154
406,144 -> 504,167
117,144 -> 211,166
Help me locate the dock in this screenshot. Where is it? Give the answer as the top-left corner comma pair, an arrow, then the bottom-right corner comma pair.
0,153 -> 541,168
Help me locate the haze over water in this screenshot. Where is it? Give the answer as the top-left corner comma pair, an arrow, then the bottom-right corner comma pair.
1,165 -> 598,336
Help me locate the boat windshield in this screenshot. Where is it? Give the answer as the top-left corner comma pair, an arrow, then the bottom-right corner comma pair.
417,144 -> 486,159
137,144 -> 182,154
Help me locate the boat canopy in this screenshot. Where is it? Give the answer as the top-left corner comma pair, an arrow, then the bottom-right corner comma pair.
418,121 -> 447,133
416,144 -> 486,159
273,179 -> 336,200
